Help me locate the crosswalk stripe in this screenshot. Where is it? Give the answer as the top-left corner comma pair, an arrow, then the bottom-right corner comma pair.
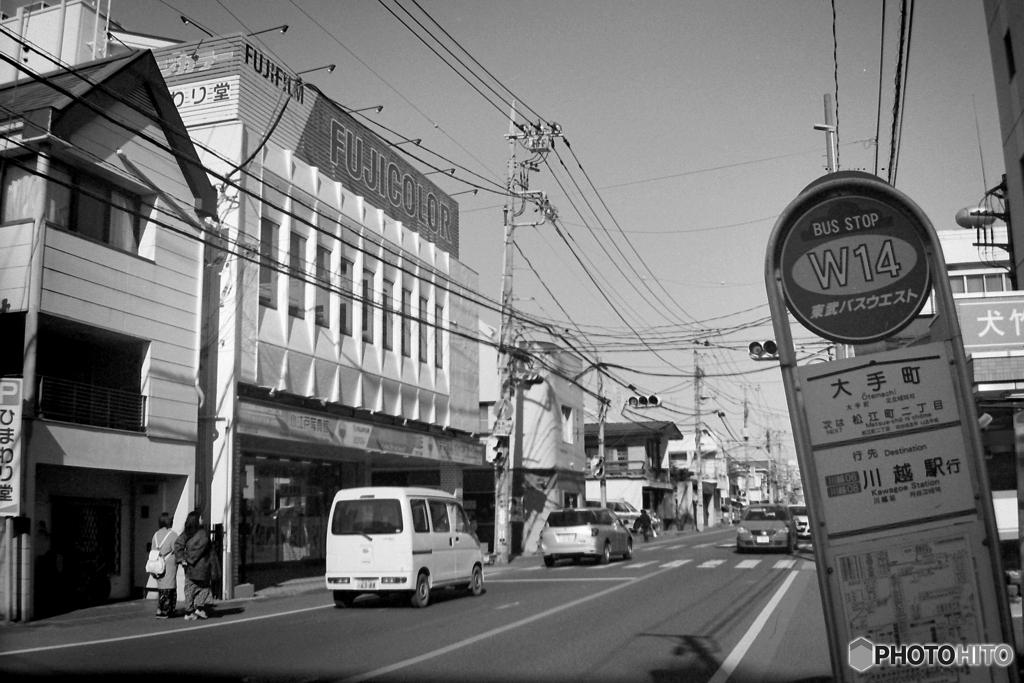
774,559 -> 796,569
625,561 -> 657,569
698,559 -> 725,568
668,544 -> 688,550
736,559 -> 761,569
661,559 -> 692,568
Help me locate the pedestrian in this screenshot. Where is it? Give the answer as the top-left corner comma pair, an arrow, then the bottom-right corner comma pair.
150,512 -> 178,618
636,509 -> 653,542
174,510 -> 213,620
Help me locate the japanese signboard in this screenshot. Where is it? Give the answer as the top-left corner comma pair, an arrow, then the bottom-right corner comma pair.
955,293 -> 1024,354
168,76 -> 239,127
779,194 -> 931,344
0,378 -> 22,517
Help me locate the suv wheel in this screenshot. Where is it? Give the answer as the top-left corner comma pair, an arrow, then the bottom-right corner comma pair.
599,541 -> 611,565
623,538 -> 633,560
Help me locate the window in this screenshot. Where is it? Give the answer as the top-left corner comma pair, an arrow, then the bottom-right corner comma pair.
330,499 -> 403,535
615,446 -> 628,462
382,278 -> 394,351
339,257 -> 353,336
561,405 -> 574,443
401,288 -> 412,357
1,164 -> 35,223
985,273 -> 1006,293
315,244 -> 330,327
435,304 -> 444,369
43,162 -> 142,253
1006,30 -> 1016,80
949,275 -> 965,294
428,499 -> 450,532
411,499 -> 430,533
362,269 -> 375,343
288,232 -> 307,318
419,296 -> 429,363
259,219 -> 279,308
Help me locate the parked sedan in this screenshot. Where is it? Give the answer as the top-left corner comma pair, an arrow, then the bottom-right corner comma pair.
736,504 -> 796,553
788,504 -> 811,541
539,508 -> 633,566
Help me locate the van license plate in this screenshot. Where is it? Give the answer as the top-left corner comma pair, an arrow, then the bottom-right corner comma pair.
356,580 -> 377,590
556,534 -> 575,542
755,536 -> 769,544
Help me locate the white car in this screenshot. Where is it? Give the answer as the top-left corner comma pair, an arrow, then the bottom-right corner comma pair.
586,499 -> 642,531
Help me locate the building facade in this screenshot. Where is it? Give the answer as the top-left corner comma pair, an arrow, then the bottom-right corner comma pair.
0,44 -> 218,619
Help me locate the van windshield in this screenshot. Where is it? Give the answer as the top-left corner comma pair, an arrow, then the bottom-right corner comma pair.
331,499 -> 404,535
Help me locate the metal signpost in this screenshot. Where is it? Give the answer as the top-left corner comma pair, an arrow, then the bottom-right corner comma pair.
765,171 -> 1017,682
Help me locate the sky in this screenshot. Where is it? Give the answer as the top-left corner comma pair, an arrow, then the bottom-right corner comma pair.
104,0 -> 1005,470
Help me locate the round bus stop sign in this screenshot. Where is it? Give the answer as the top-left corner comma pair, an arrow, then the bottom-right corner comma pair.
778,181 -> 931,344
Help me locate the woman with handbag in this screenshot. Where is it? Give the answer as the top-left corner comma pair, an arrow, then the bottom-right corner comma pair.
173,510 -> 214,620
150,512 -> 178,618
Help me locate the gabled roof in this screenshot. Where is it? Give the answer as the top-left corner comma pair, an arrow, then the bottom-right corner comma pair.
583,420 -> 683,441
0,49 -> 216,218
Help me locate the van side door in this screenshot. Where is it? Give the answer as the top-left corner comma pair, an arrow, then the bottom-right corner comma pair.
426,498 -> 455,583
448,502 -> 479,580
410,498 -> 439,578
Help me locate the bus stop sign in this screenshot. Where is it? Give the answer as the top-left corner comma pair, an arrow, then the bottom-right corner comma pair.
779,181 -> 931,344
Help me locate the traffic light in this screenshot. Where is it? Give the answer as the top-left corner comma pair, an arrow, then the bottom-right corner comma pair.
592,457 -> 605,478
627,394 -> 660,408
486,435 -> 509,465
748,340 -> 779,361
519,372 -> 544,387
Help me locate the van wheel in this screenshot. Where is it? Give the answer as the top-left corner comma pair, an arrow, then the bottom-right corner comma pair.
623,538 -> 633,560
410,572 -> 430,608
468,565 -> 484,597
599,542 -> 611,565
333,591 -> 355,608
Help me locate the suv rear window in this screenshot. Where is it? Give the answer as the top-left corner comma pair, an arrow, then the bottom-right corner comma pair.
331,499 -> 404,535
743,507 -> 790,521
547,510 -> 595,527
789,506 -> 807,516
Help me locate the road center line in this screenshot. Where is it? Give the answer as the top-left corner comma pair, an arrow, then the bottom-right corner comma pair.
339,564 -> 681,683
707,570 -> 800,683
0,604 -> 334,657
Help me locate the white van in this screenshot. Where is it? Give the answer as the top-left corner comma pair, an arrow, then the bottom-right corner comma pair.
325,486 -> 485,608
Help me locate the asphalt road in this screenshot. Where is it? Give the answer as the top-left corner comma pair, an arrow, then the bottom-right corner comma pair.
0,527 -> 835,683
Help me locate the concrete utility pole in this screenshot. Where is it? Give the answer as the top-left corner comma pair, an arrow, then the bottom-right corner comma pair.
694,350 -> 702,531
598,371 -> 608,508
492,108 -> 561,564
815,93 -> 838,174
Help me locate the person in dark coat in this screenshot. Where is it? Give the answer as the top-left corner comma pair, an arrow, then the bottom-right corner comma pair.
174,510 -> 213,620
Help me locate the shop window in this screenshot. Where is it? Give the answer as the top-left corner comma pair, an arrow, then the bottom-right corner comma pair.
401,288 -> 412,357
40,161 -> 143,253
362,269 -> 375,343
382,278 -> 394,350
259,218 -> 279,308
435,304 -> 444,368
288,232 -> 307,318
419,296 -> 429,363
315,243 -> 331,327
339,257 -> 353,336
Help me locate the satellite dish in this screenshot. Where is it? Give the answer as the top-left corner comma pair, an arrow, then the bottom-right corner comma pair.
955,206 -> 997,229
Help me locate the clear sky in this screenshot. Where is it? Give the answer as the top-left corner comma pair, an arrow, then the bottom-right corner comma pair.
105,0 -> 1004,469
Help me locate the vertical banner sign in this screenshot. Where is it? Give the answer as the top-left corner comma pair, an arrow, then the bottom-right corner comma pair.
766,172 -> 1015,683
0,378 -> 22,517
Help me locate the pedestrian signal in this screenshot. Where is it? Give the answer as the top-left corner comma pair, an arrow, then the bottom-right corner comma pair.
627,395 -> 660,408
748,340 -> 779,361
486,435 -> 509,464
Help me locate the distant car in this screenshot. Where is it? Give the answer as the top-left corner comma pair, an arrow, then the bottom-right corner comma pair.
736,504 -> 796,553
585,499 -> 642,531
788,504 -> 811,541
539,508 -> 633,566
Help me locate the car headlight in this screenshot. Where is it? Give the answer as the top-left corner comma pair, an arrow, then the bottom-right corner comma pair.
736,527 -> 747,535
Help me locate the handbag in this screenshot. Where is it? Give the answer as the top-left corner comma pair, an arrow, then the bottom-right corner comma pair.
146,531 -> 166,576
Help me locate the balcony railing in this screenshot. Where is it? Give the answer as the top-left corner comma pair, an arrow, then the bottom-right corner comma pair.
38,376 -> 146,432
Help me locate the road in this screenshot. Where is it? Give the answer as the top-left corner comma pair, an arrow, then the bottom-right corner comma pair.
0,527 -> 834,683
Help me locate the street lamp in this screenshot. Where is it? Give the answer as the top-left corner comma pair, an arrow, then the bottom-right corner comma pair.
296,64 -> 335,77
424,168 -> 455,176
345,105 -> 384,115
180,15 -> 214,38
450,188 -> 478,197
394,138 -> 421,147
247,25 -> 288,37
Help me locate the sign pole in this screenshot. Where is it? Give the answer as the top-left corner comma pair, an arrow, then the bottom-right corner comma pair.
766,171 -> 1017,682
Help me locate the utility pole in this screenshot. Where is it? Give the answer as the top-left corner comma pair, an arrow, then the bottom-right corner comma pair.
814,93 -> 838,174
598,370 -> 608,508
694,350 -> 702,531
492,108 -> 561,565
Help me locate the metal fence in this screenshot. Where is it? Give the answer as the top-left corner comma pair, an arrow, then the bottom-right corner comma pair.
38,376 -> 146,432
